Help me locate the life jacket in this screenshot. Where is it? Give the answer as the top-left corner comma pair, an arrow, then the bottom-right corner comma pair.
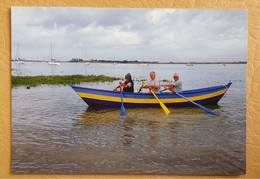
123,80 -> 134,92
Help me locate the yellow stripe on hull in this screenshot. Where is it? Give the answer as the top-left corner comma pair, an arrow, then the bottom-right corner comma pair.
77,89 -> 227,104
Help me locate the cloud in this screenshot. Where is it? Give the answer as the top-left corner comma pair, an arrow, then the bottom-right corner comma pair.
11,7 -> 247,62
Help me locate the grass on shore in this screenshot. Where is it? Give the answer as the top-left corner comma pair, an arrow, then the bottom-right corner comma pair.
12,75 -> 120,88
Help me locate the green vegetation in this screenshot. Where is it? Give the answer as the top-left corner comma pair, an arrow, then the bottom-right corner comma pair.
12,75 -> 120,88
162,79 -> 171,82
139,79 -> 146,82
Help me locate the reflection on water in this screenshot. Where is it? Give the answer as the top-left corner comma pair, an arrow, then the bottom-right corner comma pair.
12,63 -> 246,174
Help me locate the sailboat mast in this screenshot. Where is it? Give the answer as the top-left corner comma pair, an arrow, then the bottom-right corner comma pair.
18,42 -> 20,60
84,48 -> 87,61
50,42 -> 53,61
15,41 -> 20,60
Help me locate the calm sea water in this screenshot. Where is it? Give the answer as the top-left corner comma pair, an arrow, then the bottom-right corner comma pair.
12,62 -> 246,174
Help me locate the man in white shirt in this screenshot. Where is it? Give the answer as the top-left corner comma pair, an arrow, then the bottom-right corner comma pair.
140,71 -> 161,93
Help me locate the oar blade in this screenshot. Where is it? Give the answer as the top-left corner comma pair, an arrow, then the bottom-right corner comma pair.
159,102 -> 170,115
196,103 -> 218,115
121,104 -> 126,117
186,98 -> 218,116
119,83 -> 126,117
176,92 -> 218,116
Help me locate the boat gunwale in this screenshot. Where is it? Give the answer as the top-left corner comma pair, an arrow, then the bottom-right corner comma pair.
70,82 -> 232,97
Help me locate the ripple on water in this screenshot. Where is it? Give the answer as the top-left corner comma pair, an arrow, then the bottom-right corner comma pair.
12,71 -> 246,174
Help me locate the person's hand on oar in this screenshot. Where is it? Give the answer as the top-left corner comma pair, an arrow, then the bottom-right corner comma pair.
143,81 -> 170,115
160,87 -> 170,93
161,85 -> 175,93
113,82 -> 123,91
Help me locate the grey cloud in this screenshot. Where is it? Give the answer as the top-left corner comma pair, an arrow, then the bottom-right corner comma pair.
12,7 -> 247,62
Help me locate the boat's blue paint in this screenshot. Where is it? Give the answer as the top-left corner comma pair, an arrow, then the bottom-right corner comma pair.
70,82 -> 231,108
81,93 -> 224,108
70,82 -> 231,99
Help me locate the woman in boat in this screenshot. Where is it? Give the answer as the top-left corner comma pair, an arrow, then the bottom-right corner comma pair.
140,71 -> 161,93
161,73 -> 182,93
113,73 -> 134,92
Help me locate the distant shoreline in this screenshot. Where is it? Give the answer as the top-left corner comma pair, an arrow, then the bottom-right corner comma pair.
11,59 -> 247,65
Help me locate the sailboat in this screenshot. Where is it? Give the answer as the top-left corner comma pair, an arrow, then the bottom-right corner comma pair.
48,42 -> 60,65
48,60 -> 60,65
186,62 -> 193,66
15,42 -> 24,64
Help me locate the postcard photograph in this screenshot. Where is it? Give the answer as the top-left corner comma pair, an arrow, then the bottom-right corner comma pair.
11,7 -> 247,175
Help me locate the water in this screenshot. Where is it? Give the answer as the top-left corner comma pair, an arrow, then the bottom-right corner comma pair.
12,62 -> 246,174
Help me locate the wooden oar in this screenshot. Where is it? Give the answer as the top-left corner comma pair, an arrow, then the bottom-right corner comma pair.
175,92 -> 218,116
143,82 -> 170,115
119,83 -> 126,117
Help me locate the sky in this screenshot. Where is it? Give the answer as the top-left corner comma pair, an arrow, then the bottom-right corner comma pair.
11,7 -> 248,62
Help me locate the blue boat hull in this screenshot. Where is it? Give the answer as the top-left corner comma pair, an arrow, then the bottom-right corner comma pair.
70,82 -> 231,108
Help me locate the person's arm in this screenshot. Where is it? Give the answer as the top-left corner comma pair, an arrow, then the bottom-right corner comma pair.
119,81 -> 129,88
161,84 -> 176,93
169,87 -> 176,93
113,85 -> 120,91
144,80 -> 159,89
142,84 -> 157,93
113,81 -> 125,91
161,84 -> 174,87
142,85 -> 149,89
149,84 -> 159,90
142,84 -> 158,89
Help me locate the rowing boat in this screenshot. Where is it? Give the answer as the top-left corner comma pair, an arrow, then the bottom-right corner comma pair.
70,82 -> 232,108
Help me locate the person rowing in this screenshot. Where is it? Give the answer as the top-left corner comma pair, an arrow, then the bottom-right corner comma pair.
139,71 -> 161,93
161,73 -> 182,93
113,73 -> 134,92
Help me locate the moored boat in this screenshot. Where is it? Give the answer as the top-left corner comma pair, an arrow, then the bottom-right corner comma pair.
48,42 -> 60,65
15,60 -> 24,64
70,82 -> 232,108
48,60 -> 60,65
186,63 -> 193,66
